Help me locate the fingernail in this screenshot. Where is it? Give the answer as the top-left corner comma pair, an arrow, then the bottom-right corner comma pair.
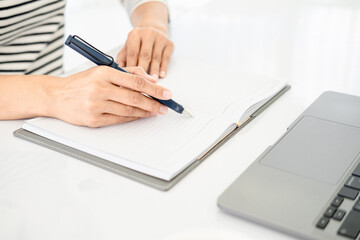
162,90 -> 172,99
160,71 -> 166,78
151,74 -> 158,82
160,106 -> 168,114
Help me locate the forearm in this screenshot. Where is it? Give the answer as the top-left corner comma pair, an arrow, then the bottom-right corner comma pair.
0,75 -> 58,120
131,2 -> 169,34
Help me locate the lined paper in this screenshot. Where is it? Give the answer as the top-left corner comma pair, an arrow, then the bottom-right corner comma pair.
23,110 -> 233,180
159,58 -> 286,119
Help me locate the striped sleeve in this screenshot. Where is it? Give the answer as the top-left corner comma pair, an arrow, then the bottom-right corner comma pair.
0,0 -> 66,76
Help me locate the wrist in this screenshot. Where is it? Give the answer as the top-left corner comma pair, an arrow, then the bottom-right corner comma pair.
137,23 -> 168,35
38,75 -> 64,118
131,2 -> 169,35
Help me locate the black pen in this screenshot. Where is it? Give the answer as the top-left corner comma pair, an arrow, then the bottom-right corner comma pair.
65,35 -> 193,118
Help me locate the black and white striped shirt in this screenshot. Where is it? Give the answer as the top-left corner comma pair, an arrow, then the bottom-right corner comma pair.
0,0 -> 167,76
0,0 -> 66,76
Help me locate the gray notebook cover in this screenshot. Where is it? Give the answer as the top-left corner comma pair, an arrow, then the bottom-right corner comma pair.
14,85 -> 290,191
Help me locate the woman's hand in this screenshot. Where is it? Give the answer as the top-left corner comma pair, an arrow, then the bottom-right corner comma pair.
49,66 -> 172,127
116,26 -> 174,81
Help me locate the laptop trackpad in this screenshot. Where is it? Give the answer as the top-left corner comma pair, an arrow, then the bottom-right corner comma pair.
260,116 -> 360,185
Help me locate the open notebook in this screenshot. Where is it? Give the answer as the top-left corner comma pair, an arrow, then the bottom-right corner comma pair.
14,57 -> 289,190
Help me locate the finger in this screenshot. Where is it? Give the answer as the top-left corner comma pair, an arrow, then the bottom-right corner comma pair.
126,33 -> 141,67
108,86 -> 169,114
159,44 -> 174,78
103,100 -> 154,118
125,66 -> 157,83
138,37 -> 155,73
100,114 -> 140,126
149,39 -> 166,79
105,68 -> 172,100
116,46 -> 127,67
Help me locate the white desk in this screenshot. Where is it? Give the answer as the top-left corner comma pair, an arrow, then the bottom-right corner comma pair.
1,0 -> 360,239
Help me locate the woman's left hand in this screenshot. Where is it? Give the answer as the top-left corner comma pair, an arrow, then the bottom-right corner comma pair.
116,26 -> 174,81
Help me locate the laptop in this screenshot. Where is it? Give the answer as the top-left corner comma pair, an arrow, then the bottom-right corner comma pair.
218,91 -> 360,240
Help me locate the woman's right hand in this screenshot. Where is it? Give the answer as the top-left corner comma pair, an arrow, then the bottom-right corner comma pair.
48,66 -> 172,127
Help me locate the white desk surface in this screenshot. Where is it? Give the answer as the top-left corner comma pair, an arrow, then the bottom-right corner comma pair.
1,0 -> 360,239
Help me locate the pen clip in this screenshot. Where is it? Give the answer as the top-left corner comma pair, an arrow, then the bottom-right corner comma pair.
69,35 -> 115,66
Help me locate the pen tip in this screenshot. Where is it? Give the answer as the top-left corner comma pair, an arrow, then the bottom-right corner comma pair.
183,110 -> 194,118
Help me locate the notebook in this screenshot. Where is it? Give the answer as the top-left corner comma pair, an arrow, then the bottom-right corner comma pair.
14,57 -> 289,190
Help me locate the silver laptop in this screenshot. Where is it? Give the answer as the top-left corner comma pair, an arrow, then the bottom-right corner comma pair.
218,91 -> 360,240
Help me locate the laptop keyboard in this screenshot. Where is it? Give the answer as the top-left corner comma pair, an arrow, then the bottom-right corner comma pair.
316,162 -> 360,239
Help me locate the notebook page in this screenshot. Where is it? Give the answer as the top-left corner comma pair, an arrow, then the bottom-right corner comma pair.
158,58 -> 286,121
222,78 -> 287,122
23,110 -> 233,181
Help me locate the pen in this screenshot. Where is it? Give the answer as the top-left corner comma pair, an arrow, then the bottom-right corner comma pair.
65,35 -> 193,118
